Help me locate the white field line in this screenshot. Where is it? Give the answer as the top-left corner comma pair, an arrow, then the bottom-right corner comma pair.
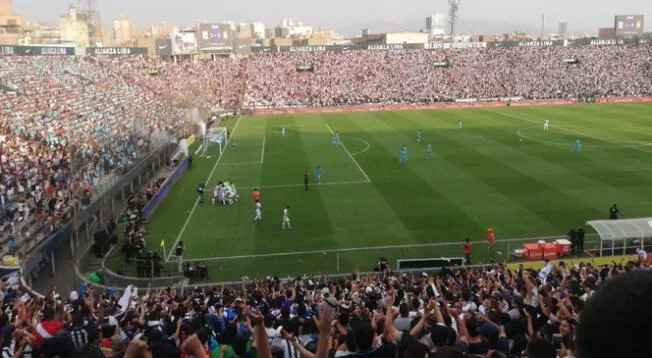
348,137 -> 371,156
181,233 -> 600,262
260,136 -> 266,164
220,162 -> 261,166
166,116 -> 243,261
325,124 -> 372,183
239,180 -> 370,191
492,109 -> 652,155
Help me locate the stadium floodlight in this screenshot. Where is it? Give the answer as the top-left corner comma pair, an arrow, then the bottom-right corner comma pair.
448,0 -> 460,41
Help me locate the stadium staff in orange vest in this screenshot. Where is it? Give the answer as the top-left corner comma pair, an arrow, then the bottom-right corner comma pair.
463,238 -> 472,265
487,228 -> 496,263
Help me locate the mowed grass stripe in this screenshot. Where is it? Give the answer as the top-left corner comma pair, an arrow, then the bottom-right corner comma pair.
479,108 -> 652,219
385,110 -> 564,237
319,114 -> 417,249
251,115 -> 336,254
146,120 -> 240,255
446,111 -> 640,220
517,105 -> 652,146
485,109 -> 652,188
122,104 -> 652,281
180,118 -> 264,258
402,110 -> 598,234
495,107 -> 652,177
346,111 -> 488,241
491,108 -> 652,219
530,105 -> 652,145
574,104 -> 652,137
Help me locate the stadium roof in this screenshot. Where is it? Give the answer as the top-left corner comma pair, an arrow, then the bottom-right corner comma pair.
586,218 -> 652,241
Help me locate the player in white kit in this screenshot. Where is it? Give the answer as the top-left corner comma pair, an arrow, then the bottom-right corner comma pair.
254,202 -> 262,221
282,206 -> 292,230
544,120 -> 550,131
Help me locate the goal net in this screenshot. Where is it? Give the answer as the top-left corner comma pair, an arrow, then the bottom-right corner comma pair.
202,127 -> 229,156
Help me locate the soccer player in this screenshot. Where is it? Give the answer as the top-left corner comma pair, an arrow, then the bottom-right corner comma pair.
254,202 -> 262,221
230,138 -> 237,151
252,188 -> 260,203
316,166 -> 323,184
212,184 -> 220,205
416,130 -> 422,143
425,144 -> 433,158
196,183 -> 205,204
458,121 -> 463,130
332,131 -> 340,147
282,206 -> 292,230
399,145 -> 408,164
304,171 -> 309,191
281,127 -> 287,137
544,120 -> 550,131
574,138 -> 582,152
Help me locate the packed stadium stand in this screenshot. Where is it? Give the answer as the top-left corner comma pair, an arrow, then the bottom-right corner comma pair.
0,44 -> 651,357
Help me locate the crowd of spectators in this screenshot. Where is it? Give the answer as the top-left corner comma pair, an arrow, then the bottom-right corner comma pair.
0,44 -> 651,290
0,257 -> 648,358
0,56 -> 184,252
242,45 -> 652,108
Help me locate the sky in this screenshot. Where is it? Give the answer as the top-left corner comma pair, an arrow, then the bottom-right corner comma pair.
12,0 -> 652,34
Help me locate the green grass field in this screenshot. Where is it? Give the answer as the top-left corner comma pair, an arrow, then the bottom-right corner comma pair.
110,103 -> 652,282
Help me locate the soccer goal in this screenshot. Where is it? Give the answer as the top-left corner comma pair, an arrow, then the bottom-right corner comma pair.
202,127 -> 229,156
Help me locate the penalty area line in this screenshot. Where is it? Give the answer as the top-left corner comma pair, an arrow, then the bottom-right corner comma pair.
239,180 -> 370,190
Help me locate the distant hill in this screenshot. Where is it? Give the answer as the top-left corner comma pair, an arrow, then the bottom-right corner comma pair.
336,18 -> 553,38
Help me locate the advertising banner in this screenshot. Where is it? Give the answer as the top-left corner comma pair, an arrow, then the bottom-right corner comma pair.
172,30 -> 198,55
424,42 -> 487,49
86,47 -> 148,55
155,39 -> 173,56
0,45 -> 75,56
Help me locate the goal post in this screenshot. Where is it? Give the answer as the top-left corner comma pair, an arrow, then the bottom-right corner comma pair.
202,127 -> 229,156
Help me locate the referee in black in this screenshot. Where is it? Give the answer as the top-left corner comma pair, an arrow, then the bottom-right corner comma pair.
304,171 -> 309,191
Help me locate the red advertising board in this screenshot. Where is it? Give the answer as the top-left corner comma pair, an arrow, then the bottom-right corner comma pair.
251,101 -> 507,116
249,97 -> 652,117
509,99 -> 578,107
595,97 -> 652,104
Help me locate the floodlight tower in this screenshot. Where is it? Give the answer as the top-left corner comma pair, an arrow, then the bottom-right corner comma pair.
448,0 -> 460,42
77,0 -> 103,45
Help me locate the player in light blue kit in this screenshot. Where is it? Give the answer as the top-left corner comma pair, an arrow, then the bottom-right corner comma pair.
400,145 -> 408,164
425,144 -> 433,158
332,131 -> 341,147
281,127 -> 287,137
416,130 -> 422,143
458,121 -> 463,130
574,138 -> 582,152
315,166 -> 323,184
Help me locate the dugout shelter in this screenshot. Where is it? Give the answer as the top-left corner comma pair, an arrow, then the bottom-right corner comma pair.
586,217 -> 652,256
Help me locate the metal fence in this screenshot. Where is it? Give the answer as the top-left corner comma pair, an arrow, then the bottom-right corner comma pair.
101,246 -> 186,288
23,144 -> 175,292
164,235 -> 596,279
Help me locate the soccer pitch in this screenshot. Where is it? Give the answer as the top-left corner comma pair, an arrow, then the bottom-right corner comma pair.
126,103 -> 652,281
